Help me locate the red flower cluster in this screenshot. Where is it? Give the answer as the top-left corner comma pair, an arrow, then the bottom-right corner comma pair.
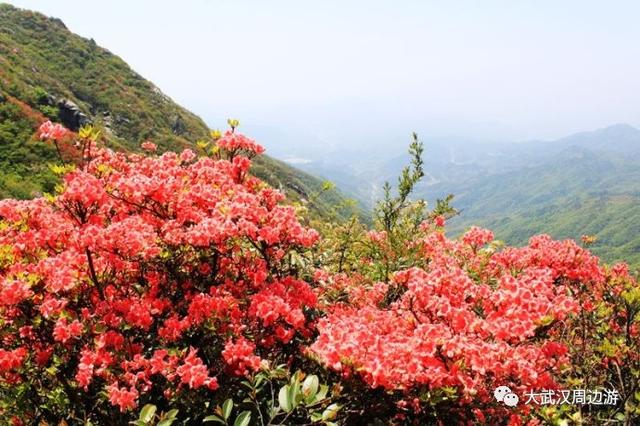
0,348 -> 27,372
216,130 -> 266,155
176,348 -> 219,390
106,384 -> 139,412
141,140 -> 158,152
52,318 -> 83,343
38,120 -> 70,141
222,337 -> 262,376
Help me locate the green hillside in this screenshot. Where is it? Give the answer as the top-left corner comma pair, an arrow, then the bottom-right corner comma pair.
444,146 -> 640,268
0,3 -> 350,218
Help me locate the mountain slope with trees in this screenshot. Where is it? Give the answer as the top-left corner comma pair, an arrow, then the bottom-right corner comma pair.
0,3 -> 351,219
432,126 -> 640,268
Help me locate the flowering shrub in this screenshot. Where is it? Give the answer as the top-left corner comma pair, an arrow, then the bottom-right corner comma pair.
310,224 -> 596,422
215,130 -> 266,157
0,123 -> 319,422
0,122 -> 638,425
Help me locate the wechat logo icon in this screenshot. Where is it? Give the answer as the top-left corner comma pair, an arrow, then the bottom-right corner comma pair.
494,386 -> 519,407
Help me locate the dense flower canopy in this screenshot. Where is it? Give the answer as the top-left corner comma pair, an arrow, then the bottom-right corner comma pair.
311,229 -> 590,394
310,220 -> 639,424
0,126 -> 318,417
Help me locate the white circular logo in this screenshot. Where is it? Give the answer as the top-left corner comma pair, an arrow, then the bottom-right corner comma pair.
503,393 -> 519,407
494,386 -> 512,402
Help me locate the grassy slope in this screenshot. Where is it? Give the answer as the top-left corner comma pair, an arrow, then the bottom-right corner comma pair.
0,3 -> 351,218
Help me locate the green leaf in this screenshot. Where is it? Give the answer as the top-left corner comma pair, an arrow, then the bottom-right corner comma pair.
279,385 -> 292,412
157,420 -> 176,426
165,409 -> 179,420
139,404 -> 157,423
203,414 -> 227,424
288,379 -> 301,408
233,411 -> 251,426
254,374 -> 266,388
222,399 -> 233,420
313,384 -> 329,402
536,315 -> 554,326
321,180 -> 335,192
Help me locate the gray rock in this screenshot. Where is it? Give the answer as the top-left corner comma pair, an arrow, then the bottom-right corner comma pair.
171,116 -> 186,135
42,93 -> 56,106
57,98 -> 90,130
114,114 -> 131,125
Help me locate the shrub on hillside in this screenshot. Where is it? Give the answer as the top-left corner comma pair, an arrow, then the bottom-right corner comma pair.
0,123 -> 319,423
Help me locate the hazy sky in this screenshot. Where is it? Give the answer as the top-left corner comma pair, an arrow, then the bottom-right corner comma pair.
5,0 -> 640,143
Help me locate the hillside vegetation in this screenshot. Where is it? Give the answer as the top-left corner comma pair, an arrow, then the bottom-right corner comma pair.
0,3 -> 351,218
436,127 -> 640,268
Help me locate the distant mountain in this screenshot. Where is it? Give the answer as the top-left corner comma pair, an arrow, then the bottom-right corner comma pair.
0,3 -> 351,219
421,125 -> 640,267
553,123 -> 640,154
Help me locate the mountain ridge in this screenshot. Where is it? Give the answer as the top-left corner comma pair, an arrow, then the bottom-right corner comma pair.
0,3 -> 353,219
431,128 -> 640,268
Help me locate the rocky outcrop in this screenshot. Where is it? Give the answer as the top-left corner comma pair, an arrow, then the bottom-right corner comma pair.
171,116 -> 186,136
57,98 -> 90,130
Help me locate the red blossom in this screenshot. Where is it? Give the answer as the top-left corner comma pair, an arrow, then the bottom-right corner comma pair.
176,348 -> 218,390
0,348 -> 27,372
0,279 -> 33,306
222,337 -> 262,376
38,120 -> 69,141
106,384 -> 139,412
52,318 -> 83,343
141,140 -> 157,152
216,130 -> 265,155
